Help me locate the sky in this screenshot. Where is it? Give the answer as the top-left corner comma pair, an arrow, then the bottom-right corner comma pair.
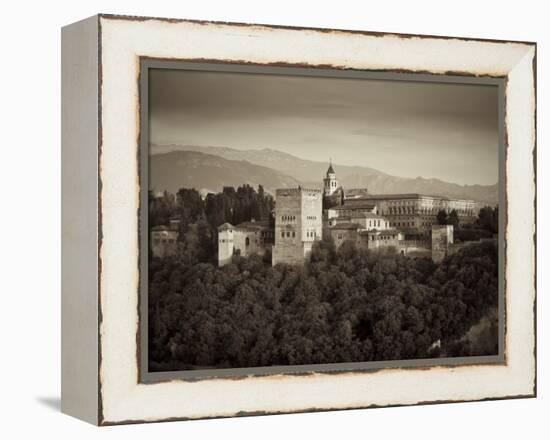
149,69 -> 499,186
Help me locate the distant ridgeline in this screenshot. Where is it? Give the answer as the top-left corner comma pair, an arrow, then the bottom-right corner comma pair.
150,162 -> 497,266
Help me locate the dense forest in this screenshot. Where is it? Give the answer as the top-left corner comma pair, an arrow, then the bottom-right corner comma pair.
148,186 -> 499,371
148,240 -> 498,371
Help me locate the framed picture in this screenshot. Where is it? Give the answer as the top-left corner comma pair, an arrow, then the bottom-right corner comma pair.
61,14 -> 536,425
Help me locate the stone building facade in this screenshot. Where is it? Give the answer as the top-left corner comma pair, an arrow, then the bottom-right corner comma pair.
272,187 -> 323,266
362,193 -> 479,233
217,220 -> 273,267
431,224 -> 454,263
150,225 -> 179,258
328,217 -> 401,251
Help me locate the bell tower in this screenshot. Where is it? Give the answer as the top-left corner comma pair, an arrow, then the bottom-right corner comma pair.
323,159 -> 338,196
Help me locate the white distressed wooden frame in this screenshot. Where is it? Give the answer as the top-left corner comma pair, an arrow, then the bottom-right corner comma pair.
61,14 -> 536,425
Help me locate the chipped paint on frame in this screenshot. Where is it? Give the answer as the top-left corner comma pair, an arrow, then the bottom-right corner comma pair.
95,14 -> 536,425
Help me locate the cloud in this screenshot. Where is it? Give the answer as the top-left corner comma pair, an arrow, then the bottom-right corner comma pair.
149,69 -> 499,185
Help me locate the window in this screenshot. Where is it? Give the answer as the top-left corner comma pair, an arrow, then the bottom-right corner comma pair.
292,231 -> 296,238
281,232 -> 284,238
245,237 -> 250,247
286,231 -> 290,237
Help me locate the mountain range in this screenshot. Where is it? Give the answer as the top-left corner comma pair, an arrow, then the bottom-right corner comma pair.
150,144 -> 498,205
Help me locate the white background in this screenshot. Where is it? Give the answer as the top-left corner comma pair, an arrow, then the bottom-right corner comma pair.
0,0 -> 546,438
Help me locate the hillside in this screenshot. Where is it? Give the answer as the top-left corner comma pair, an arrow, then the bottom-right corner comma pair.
151,144 -> 387,182
149,150 -> 301,195
151,144 -> 498,205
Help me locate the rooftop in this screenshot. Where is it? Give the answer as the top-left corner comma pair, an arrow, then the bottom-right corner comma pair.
218,222 -> 234,231
235,220 -> 271,230
329,202 -> 376,211
344,188 -> 369,197
276,187 -> 322,195
352,193 -> 476,202
350,212 -> 383,219
359,228 -> 400,235
330,222 -> 361,230
151,225 -> 177,232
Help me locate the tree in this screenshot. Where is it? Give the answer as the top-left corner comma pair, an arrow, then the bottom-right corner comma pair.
477,206 -> 498,234
447,209 -> 460,228
149,190 -> 176,227
176,188 -> 204,232
437,209 -> 448,225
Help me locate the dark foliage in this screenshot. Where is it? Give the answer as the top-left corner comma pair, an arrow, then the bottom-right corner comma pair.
149,190 -> 176,227
437,209 -> 448,225
476,206 -> 499,234
437,205 -> 498,242
455,228 -> 493,242
148,239 -> 498,371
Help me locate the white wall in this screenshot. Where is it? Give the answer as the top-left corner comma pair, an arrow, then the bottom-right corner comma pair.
1,0 -> 547,438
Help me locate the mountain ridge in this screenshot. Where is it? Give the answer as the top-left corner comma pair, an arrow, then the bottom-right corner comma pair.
150,144 -> 498,205
149,150 -> 301,196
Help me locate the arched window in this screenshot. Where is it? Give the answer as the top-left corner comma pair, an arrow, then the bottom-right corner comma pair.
245,237 -> 250,246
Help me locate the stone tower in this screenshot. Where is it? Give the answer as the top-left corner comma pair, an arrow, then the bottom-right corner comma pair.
217,223 -> 235,266
272,187 -> 323,265
323,160 -> 338,196
431,224 -> 454,263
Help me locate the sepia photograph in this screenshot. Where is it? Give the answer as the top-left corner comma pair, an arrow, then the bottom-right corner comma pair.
145,66 -> 501,374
